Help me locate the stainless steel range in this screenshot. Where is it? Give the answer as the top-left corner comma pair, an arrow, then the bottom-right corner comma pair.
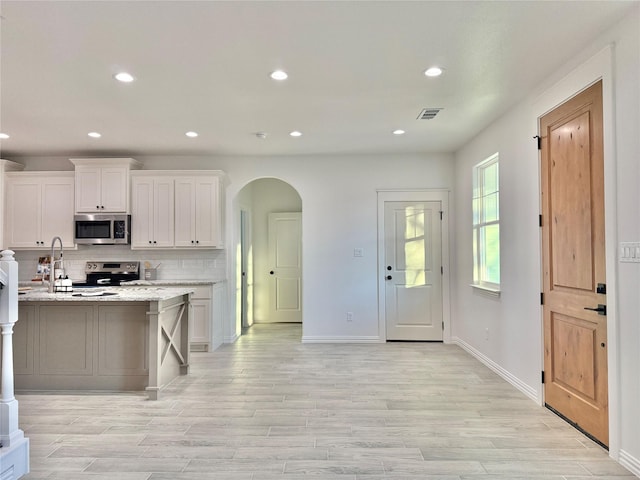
74,261 -> 140,287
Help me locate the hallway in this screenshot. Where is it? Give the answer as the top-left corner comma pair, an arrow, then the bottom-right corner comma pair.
18,323 -> 634,479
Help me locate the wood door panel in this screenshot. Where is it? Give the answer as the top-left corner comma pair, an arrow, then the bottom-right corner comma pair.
541,80 -> 608,446
550,312 -> 597,399
549,111 -> 594,291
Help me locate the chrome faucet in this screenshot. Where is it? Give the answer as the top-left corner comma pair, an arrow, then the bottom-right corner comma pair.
48,236 -> 64,293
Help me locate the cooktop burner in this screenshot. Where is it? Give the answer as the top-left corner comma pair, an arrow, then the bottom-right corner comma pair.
79,261 -> 140,286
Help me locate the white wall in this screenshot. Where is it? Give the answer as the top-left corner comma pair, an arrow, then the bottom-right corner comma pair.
452,8 -> 640,471
221,153 -> 455,341
10,153 -> 454,343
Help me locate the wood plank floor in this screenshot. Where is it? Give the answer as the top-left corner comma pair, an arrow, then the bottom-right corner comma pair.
17,323 -> 635,479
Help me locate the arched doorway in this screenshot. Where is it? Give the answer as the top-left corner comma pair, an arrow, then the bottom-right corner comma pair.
233,178 -> 302,336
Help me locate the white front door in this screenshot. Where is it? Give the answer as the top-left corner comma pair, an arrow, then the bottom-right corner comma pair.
268,212 -> 302,323
384,201 -> 443,341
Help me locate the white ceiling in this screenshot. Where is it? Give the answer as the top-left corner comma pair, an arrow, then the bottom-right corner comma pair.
0,1 -> 635,159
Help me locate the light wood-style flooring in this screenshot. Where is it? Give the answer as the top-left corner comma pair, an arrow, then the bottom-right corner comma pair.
17,323 -> 635,479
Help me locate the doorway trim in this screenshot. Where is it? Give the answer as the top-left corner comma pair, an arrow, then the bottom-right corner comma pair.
533,45 -> 619,458
377,189 -> 451,342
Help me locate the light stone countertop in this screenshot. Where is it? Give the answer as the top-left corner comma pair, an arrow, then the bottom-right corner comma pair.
121,279 -> 219,286
18,285 -> 195,302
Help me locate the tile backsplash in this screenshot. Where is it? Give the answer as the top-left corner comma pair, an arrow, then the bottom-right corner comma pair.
12,245 -> 226,283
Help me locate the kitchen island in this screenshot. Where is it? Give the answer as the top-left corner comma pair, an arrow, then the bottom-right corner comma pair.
14,286 -> 193,400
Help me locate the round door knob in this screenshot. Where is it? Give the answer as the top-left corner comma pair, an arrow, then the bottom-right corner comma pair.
270,271 -> 274,275
387,266 -> 392,271
386,275 -> 392,280
96,205 -> 100,209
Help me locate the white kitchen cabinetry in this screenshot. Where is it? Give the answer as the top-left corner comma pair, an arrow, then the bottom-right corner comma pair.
0,159 -> 25,250
70,158 -> 141,213
131,175 -> 174,248
189,285 -> 212,351
5,172 -> 75,249
174,176 -> 224,248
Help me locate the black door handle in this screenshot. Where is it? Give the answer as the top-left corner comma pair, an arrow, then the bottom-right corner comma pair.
584,304 -> 607,316
386,275 -> 392,280
387,266 -> 392,271
270,271 -> 274,275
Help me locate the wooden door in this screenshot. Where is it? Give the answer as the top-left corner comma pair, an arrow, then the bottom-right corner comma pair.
268,212 -> 302,322
384,201 -> 442,341
540,81 -> 608,446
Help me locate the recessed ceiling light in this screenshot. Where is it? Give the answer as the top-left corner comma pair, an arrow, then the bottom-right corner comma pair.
0,133 -> 9,139
270,70 -> 288,80
114,72 -> 135,83
88,132 -> 102,138
289,131 -> 302,137
424,67 -> 443,77
185,131 -> 198,138
393,129 -> 406,135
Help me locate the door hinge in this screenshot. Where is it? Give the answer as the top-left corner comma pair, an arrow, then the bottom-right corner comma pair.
442,321 -> 444,331
541,371 -> 545,383
540,292 -> 544,305
539,214 -> 543,227
439,211 -> 443,220
534,135 -> 541,150
441,266 -> 443,275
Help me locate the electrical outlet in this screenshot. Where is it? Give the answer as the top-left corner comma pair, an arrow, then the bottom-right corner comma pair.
346,312 -> 354,322
353,248 -> 364,257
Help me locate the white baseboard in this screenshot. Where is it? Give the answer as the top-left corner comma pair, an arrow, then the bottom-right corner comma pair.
301,335 -> 383,343
451,336 -> 540,403
224,332 -> 239,344
619,449 -> 640,477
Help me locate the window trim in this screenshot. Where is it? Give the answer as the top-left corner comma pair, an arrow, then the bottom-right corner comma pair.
472,152 -> 501,293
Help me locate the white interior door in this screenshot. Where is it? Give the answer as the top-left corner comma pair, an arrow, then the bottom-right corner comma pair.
384,201 -> 443,341
268,212 -> 302,323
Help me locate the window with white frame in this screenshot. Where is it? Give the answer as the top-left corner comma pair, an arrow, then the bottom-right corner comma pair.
472,153 -> 500,291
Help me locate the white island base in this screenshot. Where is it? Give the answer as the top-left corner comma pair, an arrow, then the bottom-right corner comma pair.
13,288 -> 192,400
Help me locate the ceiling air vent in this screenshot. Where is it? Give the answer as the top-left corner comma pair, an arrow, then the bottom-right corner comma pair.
417,108 -> 443,120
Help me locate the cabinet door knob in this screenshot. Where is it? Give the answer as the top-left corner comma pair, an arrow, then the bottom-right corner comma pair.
96,205 -> 100,209
149,240 -> 152,244
196,240 -> 199,244
270,271 -> 274,275
386,275 -> 393,280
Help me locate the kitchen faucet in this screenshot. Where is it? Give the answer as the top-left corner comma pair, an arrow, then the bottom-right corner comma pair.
48,236 -> 64,293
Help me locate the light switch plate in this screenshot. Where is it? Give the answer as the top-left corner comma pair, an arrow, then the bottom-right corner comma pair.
353,248 -> 363,257
619,242 -> 640,263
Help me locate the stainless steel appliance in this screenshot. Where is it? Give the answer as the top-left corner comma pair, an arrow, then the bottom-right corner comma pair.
74,214 -> 131,245
73,261 -> 140,287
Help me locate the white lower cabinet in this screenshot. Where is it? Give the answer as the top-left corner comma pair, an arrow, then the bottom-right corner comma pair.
190,287 -> 212,351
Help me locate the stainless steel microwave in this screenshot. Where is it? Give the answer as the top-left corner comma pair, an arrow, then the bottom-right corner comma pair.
74,214 -> 131,245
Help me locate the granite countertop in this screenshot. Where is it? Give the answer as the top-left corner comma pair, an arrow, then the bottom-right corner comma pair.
121,279 -> 219,286
18,285 -> 195,302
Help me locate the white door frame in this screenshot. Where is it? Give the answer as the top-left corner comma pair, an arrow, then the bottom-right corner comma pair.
377,189 -> 451,342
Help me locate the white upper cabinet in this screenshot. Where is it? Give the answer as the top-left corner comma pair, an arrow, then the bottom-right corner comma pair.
174,176 -> 224,248
131,175 -> 175,248
5,172 -> 75,250
70,158 -> 141,213
0,159 -> 25,250
131,171 -> 225,250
